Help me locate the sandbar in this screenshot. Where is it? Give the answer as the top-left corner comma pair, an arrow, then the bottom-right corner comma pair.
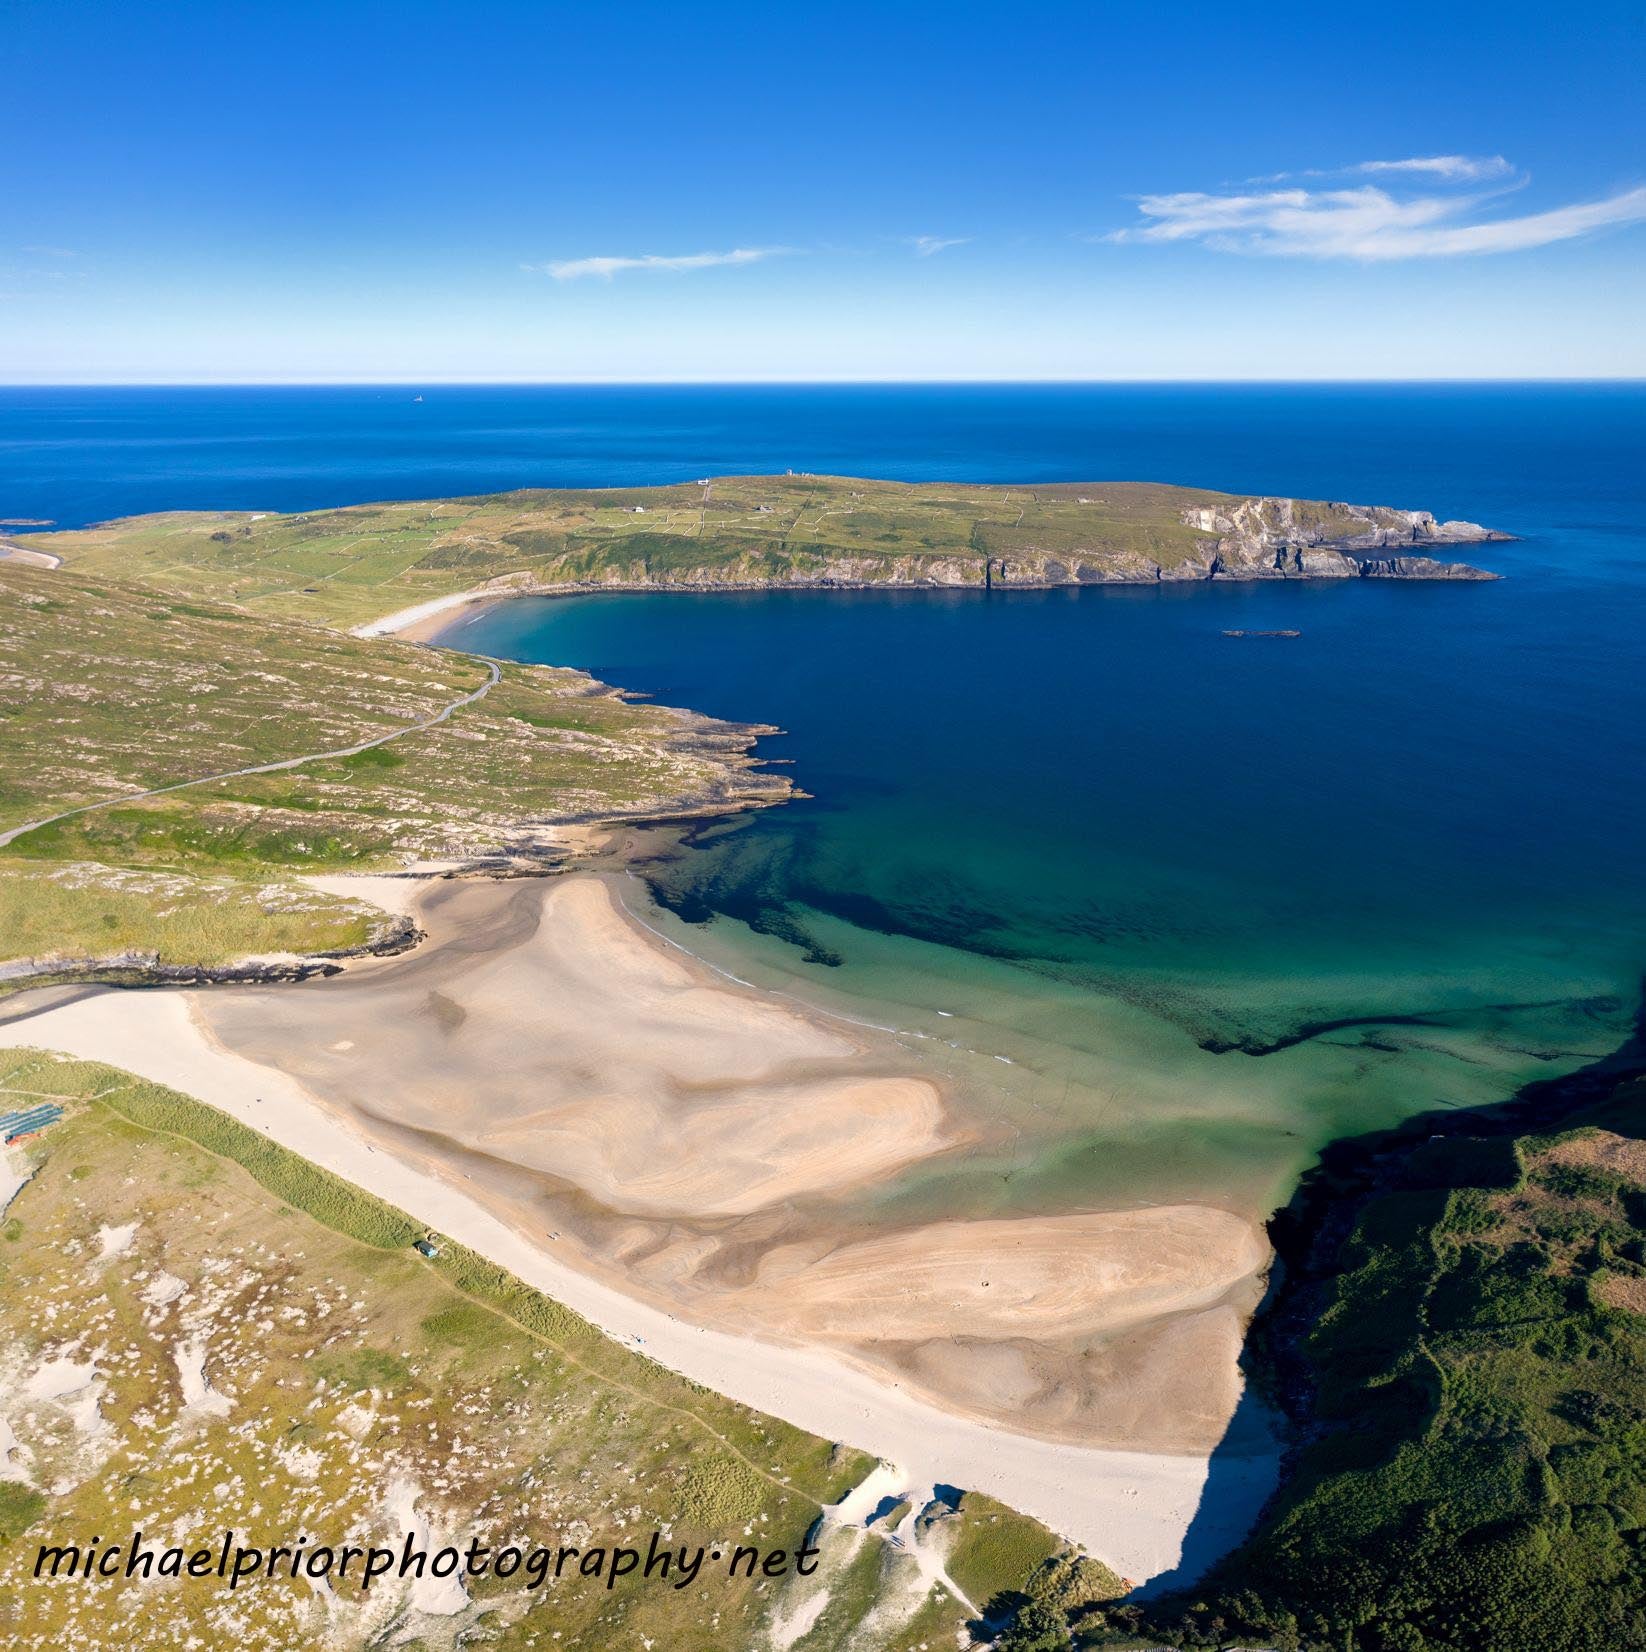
0,872 -> 1279,1583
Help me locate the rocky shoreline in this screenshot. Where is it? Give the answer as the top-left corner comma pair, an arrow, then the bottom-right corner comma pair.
0,712 -> 793,998
0,912 -> 425,996
396,499 -> 1506,635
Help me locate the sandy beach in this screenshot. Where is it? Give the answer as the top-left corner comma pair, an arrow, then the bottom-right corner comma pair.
350,587 -> 499,640
0,872 -> 1279,1584
0,542 -> 62,570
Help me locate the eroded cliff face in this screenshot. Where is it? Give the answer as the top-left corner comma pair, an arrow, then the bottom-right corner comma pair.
478,493 -> 1502,596
1178,496 -> 1505,583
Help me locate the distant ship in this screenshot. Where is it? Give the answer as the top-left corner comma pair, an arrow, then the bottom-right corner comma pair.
413,394 -> 424,403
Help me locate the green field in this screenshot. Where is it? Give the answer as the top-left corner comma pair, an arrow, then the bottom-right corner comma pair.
0,1047 -> 1070,1650
24,476 -> 1484,629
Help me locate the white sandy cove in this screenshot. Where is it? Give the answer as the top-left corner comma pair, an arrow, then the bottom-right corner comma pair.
0,989 -> 1271,1585
349,588 -> 492,638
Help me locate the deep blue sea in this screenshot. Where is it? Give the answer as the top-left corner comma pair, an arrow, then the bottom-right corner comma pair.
5,382 -> 1643,1214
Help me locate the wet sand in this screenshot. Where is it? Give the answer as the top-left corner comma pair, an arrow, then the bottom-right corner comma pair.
0,872 -> 1280,1580
189,873 -> 1270,1456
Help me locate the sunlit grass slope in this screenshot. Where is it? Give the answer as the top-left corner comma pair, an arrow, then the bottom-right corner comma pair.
0,1047 -> 1075,1650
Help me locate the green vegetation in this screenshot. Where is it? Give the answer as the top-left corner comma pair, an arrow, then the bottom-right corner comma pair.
989,1554 -> 1128,1651
0,558 -> 780,979
25,476 -> 1468,628
1082,1071 -> 1646,1651
0,1047 -> 1067,1648
0,862 -> 381,971
0,1483 -> 46,1546
947,1494 -> 1118,1610
2,475 -> 1478,977
96,1074 -> 422,1248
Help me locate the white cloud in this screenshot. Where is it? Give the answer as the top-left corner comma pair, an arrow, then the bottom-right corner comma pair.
1111,177 -> 1646,260
907,235 -> 971,256
1355,154 -> 1512,182
527,247 -> 787,280
1252,154 -> 1515,185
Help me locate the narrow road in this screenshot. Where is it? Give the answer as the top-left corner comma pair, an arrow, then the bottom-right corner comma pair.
0,659 -> 501,850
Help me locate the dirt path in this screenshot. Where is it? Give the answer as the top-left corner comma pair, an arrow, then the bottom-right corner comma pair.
0,658 -> 501,849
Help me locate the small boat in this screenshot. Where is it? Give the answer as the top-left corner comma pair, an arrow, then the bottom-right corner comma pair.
1222,628 -> 1301,638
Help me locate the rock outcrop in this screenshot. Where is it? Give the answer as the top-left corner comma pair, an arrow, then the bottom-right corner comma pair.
0,915 -> 423,992
431,493 -> 1503,604
1180,496 -> 1505,582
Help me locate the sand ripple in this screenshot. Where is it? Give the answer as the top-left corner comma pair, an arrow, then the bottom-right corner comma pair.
190,873 -> 1271,1453
740,1206 -> 1268,1340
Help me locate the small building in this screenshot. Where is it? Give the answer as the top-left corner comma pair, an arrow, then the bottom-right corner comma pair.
1,1104 -> 63,1144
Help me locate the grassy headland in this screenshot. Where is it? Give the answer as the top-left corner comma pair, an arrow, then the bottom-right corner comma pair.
26,476 -> 1499,630
0,558 -> 784,984
1,474 -> 1499,978
1060,1029 -> 1646,1652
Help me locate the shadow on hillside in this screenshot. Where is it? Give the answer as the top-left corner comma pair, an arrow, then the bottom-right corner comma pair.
1133,1385 -> 1285,1598
1133,977 -> 1646,1605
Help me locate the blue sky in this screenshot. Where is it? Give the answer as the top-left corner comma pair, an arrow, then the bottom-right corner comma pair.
3,0 -> 1642,381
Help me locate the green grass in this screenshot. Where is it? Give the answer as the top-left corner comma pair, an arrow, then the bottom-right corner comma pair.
96,1075 -> 424,1247
0,860 -> 382,979
945,1492 -> 1107,1608
0,1047 -> 1069,1649
44,1053 -> 877,1505
1089,1074 -> 1646,1652
1,561 -> 785,974
0,561 -> 491,830
0,1484 -> 46,1546
23,475 -> 1469,630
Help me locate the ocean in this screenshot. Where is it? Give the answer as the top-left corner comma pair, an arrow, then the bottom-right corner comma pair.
5,381 -> 1643,1217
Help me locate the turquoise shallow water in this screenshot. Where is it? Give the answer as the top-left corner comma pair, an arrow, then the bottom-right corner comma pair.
443,388 -> 1646,1220
6,381 -> 1643,1219
456,574 -> 1642,1219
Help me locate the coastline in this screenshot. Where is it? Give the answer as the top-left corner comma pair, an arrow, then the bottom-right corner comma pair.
187,873 -> 1275,1452
367,552 -> 1503,645
0,868 -> 1281,1586
0,494 -> 1526,1603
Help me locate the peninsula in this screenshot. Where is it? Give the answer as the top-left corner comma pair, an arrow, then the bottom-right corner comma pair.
22,476 -> 1503,636
0,476 -> 1505,990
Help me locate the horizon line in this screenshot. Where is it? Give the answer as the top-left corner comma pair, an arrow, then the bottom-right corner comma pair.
2,375 -> 1644,388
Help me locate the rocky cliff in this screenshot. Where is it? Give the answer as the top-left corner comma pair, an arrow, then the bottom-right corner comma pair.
453,493 -> 1504,601
36,477 -> 1508,635
1177,495 -> 1505,582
